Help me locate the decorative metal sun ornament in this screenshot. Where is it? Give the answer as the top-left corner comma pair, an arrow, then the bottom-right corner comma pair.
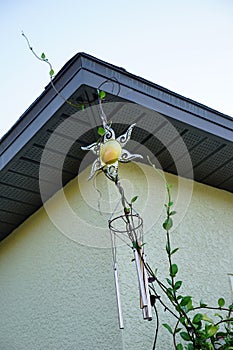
81,99 -> 142,181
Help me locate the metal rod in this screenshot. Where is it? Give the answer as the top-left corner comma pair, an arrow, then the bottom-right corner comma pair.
142,305 -> 148,319
139,243 -> 145,311
114,262 -> 124,329
133,247 -> 148,307
143,254 -> 153,321
139,244 -> 152,321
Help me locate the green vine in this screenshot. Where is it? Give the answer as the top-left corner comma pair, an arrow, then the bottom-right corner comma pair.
144,161 -> 233,350
21,31 -> 85,110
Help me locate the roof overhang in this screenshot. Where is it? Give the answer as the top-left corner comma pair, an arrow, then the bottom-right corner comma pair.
1,52 -> 233,240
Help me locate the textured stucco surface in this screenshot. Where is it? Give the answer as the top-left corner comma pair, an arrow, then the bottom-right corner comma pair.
0,162 -> 232,349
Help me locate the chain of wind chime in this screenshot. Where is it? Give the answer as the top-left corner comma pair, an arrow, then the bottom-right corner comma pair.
81,92 -> 152,329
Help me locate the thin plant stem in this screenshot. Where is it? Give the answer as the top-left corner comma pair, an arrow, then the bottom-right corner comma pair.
152,305 -> 159,350
22,31 -> 84,110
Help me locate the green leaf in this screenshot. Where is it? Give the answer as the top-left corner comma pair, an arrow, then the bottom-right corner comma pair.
180,331 -> 191,341
175,327 -> 182,334
200,299 -> 207,307
186,299 -> 194,312
132,241 -> 139,249
193,313 -> 203,324
179,316 -> 185,325
81,103 -> 85,111
98,90 -> 106,99
193,321 -> 202,330
170,263 -> 178,277
41,52 -> 46,59
124,207 -> 130,214
162,323 -> 173,334
166,183 -> 173,190
163,217 -> 173,230
176,344 -> 183,350
186,345 -> 194,350
166,278 -> 172,286
131,196 -> 138,204
214,313 -> 223,320
206,325 -> 219,338
171,247 -> 179,255
167,287 -> 175,300
202,314 -> 214,323
168,201 -> 174,207
97,127 -> 105,136
218,298 -> 225,308
174,280 -> 182,290
170,210 -> 177,216
180,296 -> 192,306
49,69 -> 54,77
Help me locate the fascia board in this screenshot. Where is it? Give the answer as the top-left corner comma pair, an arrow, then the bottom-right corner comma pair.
80,56 -> 233,144
0,69 -> 85,172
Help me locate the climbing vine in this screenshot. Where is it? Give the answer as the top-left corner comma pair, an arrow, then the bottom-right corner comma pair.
144,168 -> 233,349
22,32 -> 85,110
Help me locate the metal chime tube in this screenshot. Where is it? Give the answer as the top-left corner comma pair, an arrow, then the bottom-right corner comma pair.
138,245 -> 152,321
139,245 -> 147,316
133,246 -> 148,307
113,262 -> 124,329
142,253 -> 152,320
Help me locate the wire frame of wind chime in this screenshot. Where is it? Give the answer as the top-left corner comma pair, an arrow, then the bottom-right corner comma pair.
109,213 -> 152,329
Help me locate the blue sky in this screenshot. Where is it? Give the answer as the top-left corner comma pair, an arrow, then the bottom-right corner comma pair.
1,0 -> 233,138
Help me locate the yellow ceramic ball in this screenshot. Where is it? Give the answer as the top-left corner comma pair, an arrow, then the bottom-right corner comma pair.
100,140 -> 122,165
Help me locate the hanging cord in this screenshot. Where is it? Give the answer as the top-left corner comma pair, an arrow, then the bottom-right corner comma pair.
98,96 -> 108,128
109,216 -> 136,249
97,77 -> 121,128
97,77 -> 121,102
93,172 -> 104,216
108,196 -> 122,222
111,230 -> 133,249
108,194 -> 133,248
93,171 -> 132,250
110,228 -> 117,266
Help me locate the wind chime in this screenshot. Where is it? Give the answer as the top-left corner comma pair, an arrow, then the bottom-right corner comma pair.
81,93 -> 152,329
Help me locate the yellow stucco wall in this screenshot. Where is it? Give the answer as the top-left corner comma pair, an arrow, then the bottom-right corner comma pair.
0,162 -> 232,349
